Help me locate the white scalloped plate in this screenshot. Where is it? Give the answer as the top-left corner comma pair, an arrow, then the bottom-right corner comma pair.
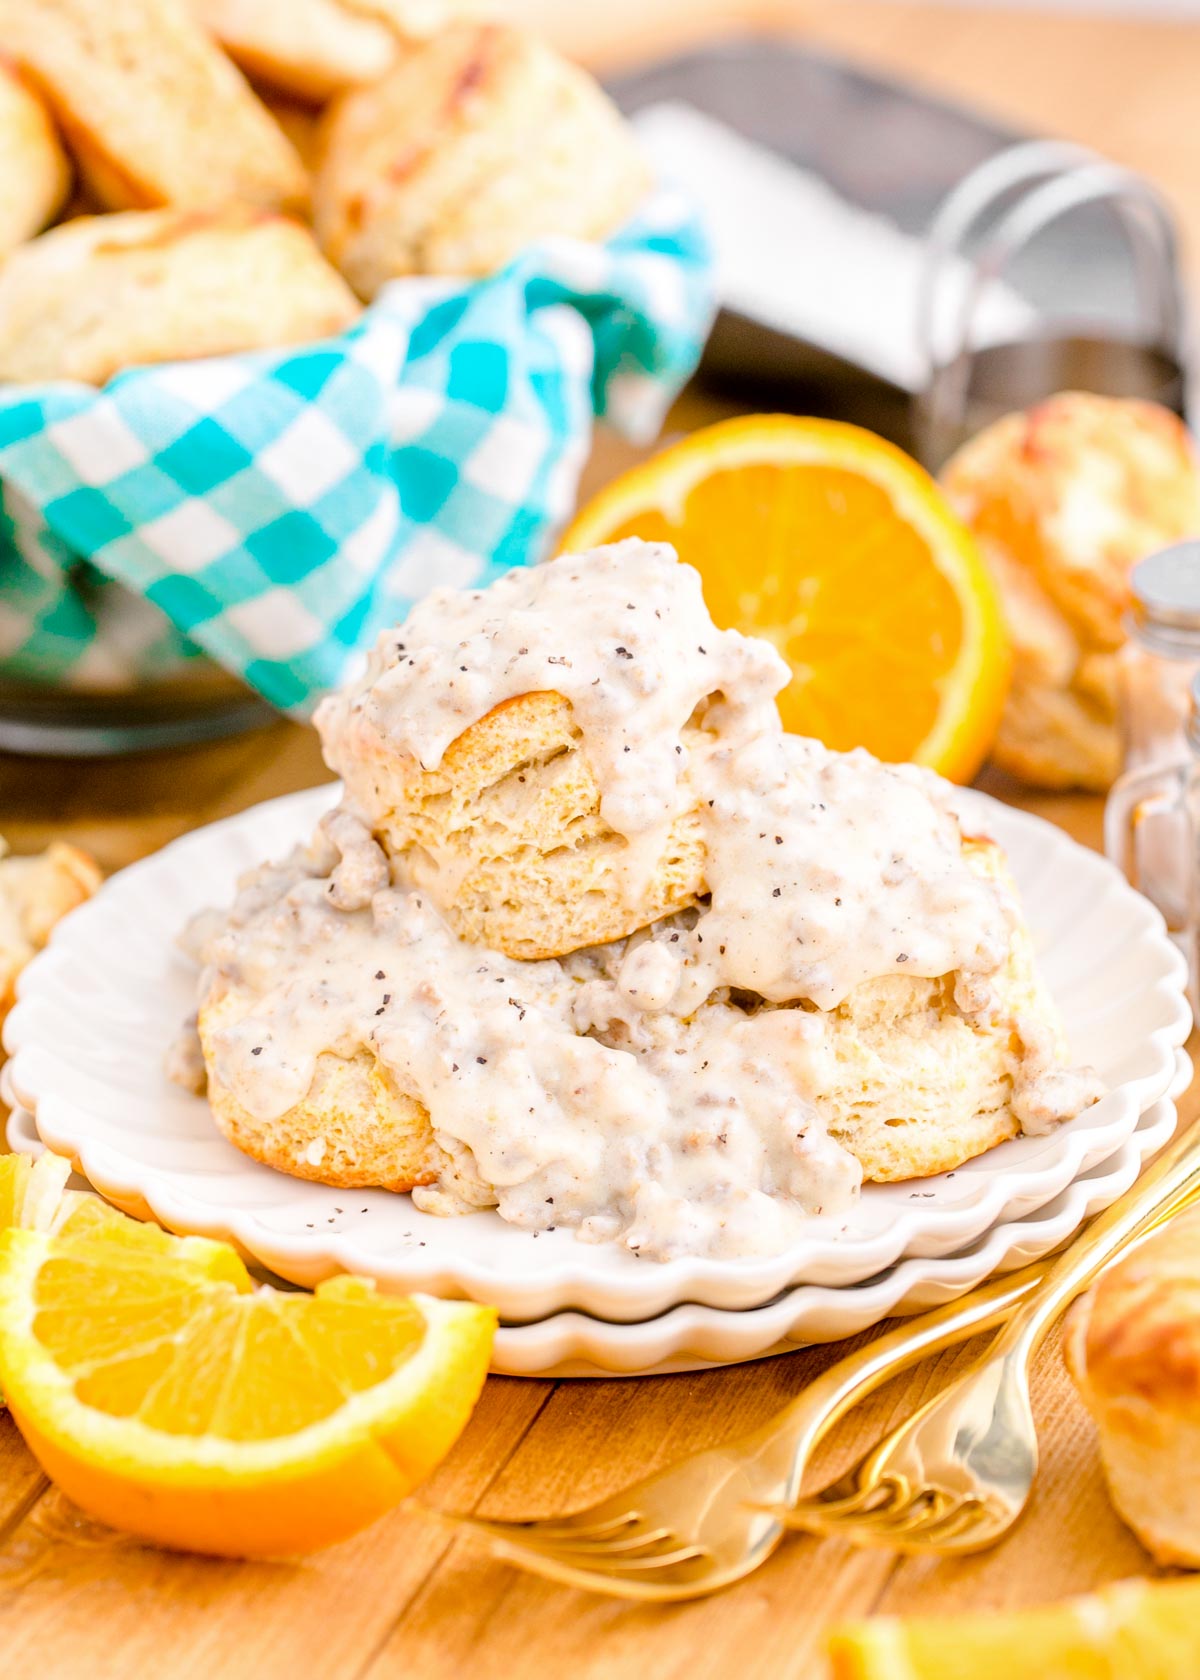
490,1088 -> 1183,1375
5,785 -> 1191,1322
5,1071 -> 1186,1377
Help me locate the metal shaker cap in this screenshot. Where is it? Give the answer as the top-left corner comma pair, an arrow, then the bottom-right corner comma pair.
1129,541 -> 1200,654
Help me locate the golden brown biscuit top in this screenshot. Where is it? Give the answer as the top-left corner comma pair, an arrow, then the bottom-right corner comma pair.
1076,1207 -> 1200,1409
0,840 -> 102,1016
941,392 -> 1200,653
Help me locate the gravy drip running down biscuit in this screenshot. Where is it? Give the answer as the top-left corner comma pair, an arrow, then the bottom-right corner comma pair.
182,541 -> 1102,1260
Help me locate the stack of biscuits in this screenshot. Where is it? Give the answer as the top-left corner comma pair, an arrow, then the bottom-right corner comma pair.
0,0 -> 649,383
191,545 -> 1098,1214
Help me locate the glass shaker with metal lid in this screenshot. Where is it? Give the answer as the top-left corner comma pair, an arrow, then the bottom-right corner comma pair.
1105,542 -> 1200,935
1117,542 -> 1200,776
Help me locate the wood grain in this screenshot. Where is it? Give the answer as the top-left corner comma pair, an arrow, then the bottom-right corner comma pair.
2,5 -> 1199,1675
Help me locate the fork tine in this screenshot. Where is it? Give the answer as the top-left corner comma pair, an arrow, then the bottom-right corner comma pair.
452,1516 -> 700,1571
901,1498 -> 991,1547
474,1531 -> 712,1580
457,1510 -> 643,1545
775,1476 -> 909,1530
809,1487 -> 1000,1551
571,1544 -> 712,1575
859,1489 -> 958,1536
775,1486 -> 931,1542
447,1506 -> 713,1573
454,1520 -> 634,1558
802,1476 -> 908,1520
545,1528 -> 678,1557
486,1526 -> 680,1560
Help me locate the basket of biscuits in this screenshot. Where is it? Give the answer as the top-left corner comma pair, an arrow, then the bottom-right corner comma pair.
0,1 -> 712,750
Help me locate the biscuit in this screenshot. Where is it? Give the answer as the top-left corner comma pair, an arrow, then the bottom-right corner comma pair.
324,690 -> 708,960
0,59 -> 70,260
0,208 -> 361,385
1,0 -> 308,211
199,976 -> 444,1193
190,0 -> 490,100
942,392 -> 1200,792
1066,1207 -> 1200,1566
312,22 -> 649,295
0,840 -> 102,1044
189,0 -> 397,101
196,838 -> 1060,1195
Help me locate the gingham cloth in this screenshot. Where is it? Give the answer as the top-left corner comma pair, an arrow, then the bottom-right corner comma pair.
0,191 -> 712,712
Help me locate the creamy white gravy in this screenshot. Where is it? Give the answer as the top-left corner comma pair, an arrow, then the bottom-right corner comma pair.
191,831 -> 860,1260
316,540 -> 788,839
184,540 -> 1103,1260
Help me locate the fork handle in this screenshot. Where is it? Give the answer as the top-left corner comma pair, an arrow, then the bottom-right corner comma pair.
752,1151 -> 1200,1500
738,1262 -> 1048,1499
990,1122 -> 1200,1363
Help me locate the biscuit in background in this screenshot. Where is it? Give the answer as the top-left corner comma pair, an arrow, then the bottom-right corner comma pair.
190,0 -> 493,103
0,58 -> 71,260
0,0 -> 308,212
0,208 -> 361,386
190,0 -> 398,102
941,392 -> 1200,792
259,93 -> 324,172
347,0 -> 494,39
1066,1207 -> 1200,1566
0,840 -> 102,1046
313,21 -> 649,295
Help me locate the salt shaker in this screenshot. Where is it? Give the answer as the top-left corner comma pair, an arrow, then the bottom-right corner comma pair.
1105,544 -> 1200,934
1117,544 -> 1200,774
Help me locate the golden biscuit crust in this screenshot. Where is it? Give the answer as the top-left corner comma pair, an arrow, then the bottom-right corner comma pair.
0,208 -> 360,385
328,689 -> 707,960
200,980 -> 442,1193
0,0 -> 308,212
1066,1209 -> 1200,1565
942,392 -> 1200,792
313,22 -> 649,294
191,0 -> 396,101
190,0 -> 491,100
0,59 -> 70,259
0,841 -> 102,1040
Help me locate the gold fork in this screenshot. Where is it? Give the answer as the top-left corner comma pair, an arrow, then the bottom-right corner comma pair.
778,1122 -> 1200,1556
442,1134 -> 1200,1599
438,1260 -> 1046,1600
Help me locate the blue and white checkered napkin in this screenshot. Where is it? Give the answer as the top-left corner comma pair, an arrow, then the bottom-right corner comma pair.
0,191 -> 712,712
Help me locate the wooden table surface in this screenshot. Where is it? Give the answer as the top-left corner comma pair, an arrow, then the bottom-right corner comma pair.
3,5 -> 1200,1677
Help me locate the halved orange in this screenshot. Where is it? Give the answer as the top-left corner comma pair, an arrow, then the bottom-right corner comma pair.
0,1193 -> 496,1557
827,1578 -> 1200,1678
563,415 -> 1011,782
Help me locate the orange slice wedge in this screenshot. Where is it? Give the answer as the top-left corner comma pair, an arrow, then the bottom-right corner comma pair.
0,1196 -> 495,1557
0,1152 -> 70,1232
828,1577 -> 1200,1678
563,415 -> 1011,782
